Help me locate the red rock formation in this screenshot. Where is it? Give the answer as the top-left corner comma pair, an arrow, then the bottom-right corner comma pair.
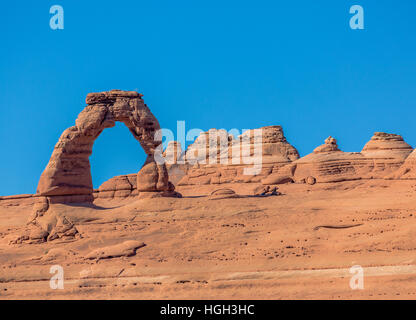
208,188 -> 239,200
361,132 -> 412,158
94,174 -> 138,200
390,149 -> 416,179
263,132 -> 413,185
37,90 -> 171,202
93,140 -> 187,200
177,126 -> 300,185
162,141 -> 189,185
313,136 -> 341,153
263,136 -> 359,184
17,90 -> 181,244
360,132 -> 413,178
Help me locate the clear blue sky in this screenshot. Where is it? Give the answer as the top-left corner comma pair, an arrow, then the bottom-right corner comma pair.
1,0 -> 415,195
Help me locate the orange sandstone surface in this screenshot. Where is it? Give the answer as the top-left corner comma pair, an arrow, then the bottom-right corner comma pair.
1,91 -> 416,300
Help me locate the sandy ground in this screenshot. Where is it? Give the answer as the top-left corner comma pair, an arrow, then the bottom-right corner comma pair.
1,180 -> 416,299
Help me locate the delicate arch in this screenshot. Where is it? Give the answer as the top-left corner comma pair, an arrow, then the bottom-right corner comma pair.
37,90 -> 169,201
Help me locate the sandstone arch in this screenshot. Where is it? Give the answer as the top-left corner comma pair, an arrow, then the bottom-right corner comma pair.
37,90 -> 169,202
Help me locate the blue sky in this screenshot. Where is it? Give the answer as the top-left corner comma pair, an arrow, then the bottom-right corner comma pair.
1,0 -> 415,195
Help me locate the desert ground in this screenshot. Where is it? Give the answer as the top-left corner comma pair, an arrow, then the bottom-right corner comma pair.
1,90 -> 416,300
1,179 -> 416,299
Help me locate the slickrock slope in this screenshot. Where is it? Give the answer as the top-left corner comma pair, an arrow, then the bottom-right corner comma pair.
1,88 -> 416,300
390,149 -> 416,179
2,179 -> 416,299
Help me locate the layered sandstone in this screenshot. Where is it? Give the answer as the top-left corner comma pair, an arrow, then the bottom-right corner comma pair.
390,149 -> 416,179
177,126 -> 300,185
360,132 -> 413,178
361,132 -> 413,158
94,174 -> 138,200
313,136 -> 340,153
263,132 -> 413,185
263,136 -> 360,184
162,141 -> 189,185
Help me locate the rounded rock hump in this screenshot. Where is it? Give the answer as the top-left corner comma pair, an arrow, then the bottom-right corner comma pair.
263,136 -> 358,185
238,126 -> 300,163
263,132 -> 414,185
313,136 -> 341,154
209,188 -> 239,200
184,129 -> 234,165
95,174 -> 138,200
361,132 -> 413,159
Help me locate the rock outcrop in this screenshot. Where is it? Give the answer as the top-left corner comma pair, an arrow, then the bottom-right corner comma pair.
361,132 -> 412,158
252,185 -> 281,196
12,196 -> 80,244
263,132 -> 413,185
313,136 -> 341,154
263,136 -> 361,184
235,125 -> 299,169
390,149 -> 416,179
360,132 -> 413,177
184,129 -> 234,165
91,131 -> 415,197
20,90 -> 180,244
177,126 -> 300,185
94,174 -> 138,200
209,188 -> 239,200
162,141 -> 189,185
85,241 -> 146,260
37,90 -> 171,202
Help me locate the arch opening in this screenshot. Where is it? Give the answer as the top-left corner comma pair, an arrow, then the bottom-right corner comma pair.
91,121 -> 147,189
36,90 -> 171,203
